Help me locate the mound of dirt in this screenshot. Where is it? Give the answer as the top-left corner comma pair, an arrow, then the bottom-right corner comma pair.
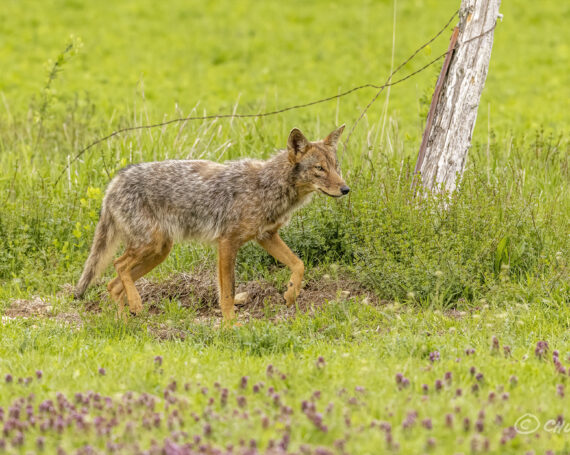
4,270 -> 378,329
133,269 -> 377,319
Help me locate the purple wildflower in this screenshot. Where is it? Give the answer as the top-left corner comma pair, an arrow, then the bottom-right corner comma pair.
491,335 -> 500,351
535,341 -> 549,358
429,351 -> 440,363
220,388 -> 228,406
11,432 -> 24,447
476,419 -> 484,432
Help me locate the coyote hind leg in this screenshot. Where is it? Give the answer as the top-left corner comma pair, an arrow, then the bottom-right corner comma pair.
258,232 -> 304,306
109,236 -> 172,315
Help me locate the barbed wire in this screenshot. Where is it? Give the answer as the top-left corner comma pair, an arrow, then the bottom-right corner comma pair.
342,8 -> 458,148
344,17 -> 499,149
54,9 -> 496,186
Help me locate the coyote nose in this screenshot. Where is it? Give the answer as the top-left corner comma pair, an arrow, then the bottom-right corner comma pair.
340,185 -> 350,195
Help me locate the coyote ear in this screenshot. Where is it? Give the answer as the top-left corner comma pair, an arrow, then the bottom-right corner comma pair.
324,124 -> 345,147
287,128 -> 309,161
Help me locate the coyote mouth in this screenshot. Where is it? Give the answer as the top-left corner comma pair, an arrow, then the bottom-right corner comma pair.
319,189 -> 343,198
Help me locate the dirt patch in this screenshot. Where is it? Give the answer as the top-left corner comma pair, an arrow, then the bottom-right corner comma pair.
4,269 -> 378,330
137,269 -> 379,339
133,269 -> 378,320
4,296 -> 82,327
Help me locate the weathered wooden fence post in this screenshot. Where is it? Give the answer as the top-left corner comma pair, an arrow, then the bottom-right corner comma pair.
413,0 -> 501,193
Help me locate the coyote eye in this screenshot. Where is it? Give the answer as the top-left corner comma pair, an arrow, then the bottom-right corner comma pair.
315,165 -> 325,172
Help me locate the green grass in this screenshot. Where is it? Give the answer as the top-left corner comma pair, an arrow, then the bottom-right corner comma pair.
3,301 -> 570,453
1,0 -> 568,133
0,0 -> 569,453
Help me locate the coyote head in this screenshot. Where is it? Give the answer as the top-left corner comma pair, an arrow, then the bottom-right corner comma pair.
287,125 -> 350,198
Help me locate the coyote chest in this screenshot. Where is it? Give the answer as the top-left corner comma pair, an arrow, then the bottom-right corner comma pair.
256,194 -> 312,239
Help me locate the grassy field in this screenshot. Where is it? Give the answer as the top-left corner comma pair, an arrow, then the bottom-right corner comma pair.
1,0 -> 569,453
3,302 -> 570,454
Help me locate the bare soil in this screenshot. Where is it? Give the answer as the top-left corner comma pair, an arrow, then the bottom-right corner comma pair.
3,296 -> 82,326
137,269 -> 377,318
4,269 -> 378,332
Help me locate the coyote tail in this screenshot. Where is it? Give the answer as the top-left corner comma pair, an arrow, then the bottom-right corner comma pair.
74,208 -> 119,299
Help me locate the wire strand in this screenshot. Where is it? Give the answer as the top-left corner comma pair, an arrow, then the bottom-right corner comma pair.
54,9 -> 497,186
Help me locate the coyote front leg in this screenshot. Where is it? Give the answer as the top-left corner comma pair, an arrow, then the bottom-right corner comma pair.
258,232 -> 304,306
218,238 -> 239,322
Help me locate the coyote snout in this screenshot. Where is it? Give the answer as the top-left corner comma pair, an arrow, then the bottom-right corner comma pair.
75,124 -> 349,323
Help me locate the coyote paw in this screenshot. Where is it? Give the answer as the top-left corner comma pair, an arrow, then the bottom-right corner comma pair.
127,295 -> 143,315
222,315 -> 240,328
284,282 -> 298,306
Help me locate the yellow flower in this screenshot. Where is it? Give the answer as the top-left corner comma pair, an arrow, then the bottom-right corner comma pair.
86,186 -> 101,200
72,222 -> 82,239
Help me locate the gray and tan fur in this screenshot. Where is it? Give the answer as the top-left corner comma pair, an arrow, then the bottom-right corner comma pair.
75,125 -> 350,322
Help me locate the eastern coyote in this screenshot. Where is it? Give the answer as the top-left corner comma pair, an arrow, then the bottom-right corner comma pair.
75,125 -> 350,322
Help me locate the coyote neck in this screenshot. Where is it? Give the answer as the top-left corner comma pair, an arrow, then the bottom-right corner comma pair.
257,151 -> 307,222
